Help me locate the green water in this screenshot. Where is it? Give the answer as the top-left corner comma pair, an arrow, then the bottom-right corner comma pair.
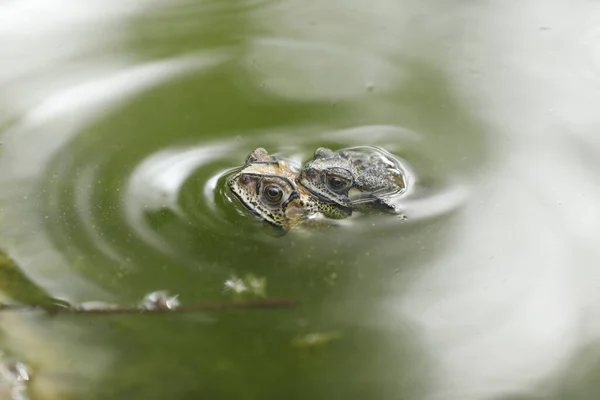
2,1 -> 600,399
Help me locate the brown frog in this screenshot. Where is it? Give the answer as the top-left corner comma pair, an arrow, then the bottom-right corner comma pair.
227,148 -> 319,231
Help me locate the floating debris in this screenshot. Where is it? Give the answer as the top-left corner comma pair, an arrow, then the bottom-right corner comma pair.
0,355 -> 31,400
224,274 -> 267,299
141,290 -> 181,310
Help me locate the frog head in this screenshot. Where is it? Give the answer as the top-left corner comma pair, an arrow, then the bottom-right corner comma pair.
297,147 -> 405,215
227,148 -> 318,231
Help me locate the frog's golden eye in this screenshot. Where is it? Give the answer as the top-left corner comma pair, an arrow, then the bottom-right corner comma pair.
262,184 -> 284,204
326,175 -> 352,192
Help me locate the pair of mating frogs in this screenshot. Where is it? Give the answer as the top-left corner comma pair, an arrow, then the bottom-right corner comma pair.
227,146 -> 407,231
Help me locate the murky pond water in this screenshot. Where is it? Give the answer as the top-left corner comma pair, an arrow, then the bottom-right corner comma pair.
2,1 -> 600,399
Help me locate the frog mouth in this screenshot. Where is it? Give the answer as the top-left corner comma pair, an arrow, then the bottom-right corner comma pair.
281,192 -> 300,212
226,179 -> 263,219
282,192 -> 305,219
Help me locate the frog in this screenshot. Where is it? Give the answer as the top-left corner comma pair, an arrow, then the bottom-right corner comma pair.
227,148 -> 320,231
297,146 -> 406,217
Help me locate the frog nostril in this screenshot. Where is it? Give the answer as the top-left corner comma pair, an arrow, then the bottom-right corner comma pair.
240,175 -> 251,184
304,170 -> 317,179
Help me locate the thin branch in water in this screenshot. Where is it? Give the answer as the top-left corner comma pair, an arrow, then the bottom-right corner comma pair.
0,298 -> 299,315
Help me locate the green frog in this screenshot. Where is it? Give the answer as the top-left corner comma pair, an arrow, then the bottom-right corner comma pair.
227,148 -> 321,231
297,146 -> 406,217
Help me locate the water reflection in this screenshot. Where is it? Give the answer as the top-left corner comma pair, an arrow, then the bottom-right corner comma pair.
0,17 -> 477,400
242,38 -> 402,100
124,143 -> 232,253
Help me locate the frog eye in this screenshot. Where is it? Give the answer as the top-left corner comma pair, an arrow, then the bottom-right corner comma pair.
326,175 -> 352,192
262,184 -> 284,204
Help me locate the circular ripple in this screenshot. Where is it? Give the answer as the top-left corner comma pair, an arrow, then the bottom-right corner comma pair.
1,52 -> 471,303
36,123 -> 464,284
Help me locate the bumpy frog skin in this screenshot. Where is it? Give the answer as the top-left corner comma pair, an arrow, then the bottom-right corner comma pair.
227,148 -> 319,231
297,146 -> 406,216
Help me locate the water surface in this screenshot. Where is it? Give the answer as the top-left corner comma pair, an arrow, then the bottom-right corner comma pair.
1,1 -> 600,399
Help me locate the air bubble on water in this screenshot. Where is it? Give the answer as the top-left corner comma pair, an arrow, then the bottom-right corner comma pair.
141,290 -> 180,310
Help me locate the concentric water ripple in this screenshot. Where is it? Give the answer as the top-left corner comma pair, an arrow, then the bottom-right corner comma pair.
5,0 -> 600,399
122,125 -> 464,250
0,12 -> 484,398
34,118 -> 465,298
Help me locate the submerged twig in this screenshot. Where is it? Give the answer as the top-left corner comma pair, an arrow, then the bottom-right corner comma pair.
0,298 -> 298,315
